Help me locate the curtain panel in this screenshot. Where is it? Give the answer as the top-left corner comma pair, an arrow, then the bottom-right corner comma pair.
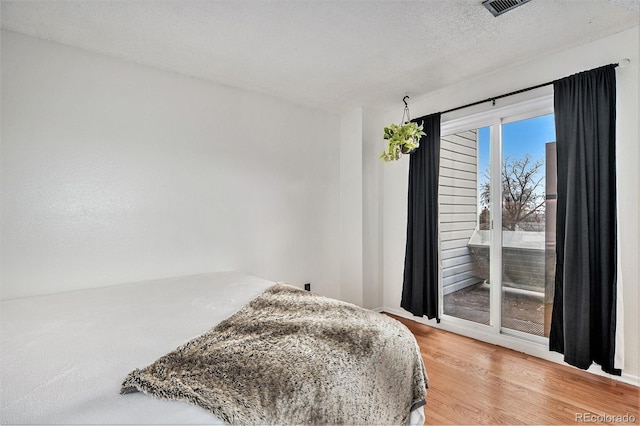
401,113 -> 441,320
549,64 -> 620,375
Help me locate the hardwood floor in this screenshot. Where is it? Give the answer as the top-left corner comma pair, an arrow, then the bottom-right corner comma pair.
387,313 -> 640,425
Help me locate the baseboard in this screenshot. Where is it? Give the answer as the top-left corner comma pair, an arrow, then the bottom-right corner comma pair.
617,370 -> 640,387
384,307 -> 640,388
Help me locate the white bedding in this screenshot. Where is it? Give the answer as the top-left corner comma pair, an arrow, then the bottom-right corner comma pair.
1,271 -> 425,425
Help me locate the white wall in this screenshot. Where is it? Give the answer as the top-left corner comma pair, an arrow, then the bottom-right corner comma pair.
362,108 -> 385,310
339,107 -> 363,305
0,30 -> 342,300
378,26 -> 640,383
338,107 -> 386,310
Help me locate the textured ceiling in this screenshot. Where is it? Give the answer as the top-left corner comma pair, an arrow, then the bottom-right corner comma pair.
1,0 -> 638,111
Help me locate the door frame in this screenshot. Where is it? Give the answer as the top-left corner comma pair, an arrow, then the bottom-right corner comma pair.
439,94 -> 554,343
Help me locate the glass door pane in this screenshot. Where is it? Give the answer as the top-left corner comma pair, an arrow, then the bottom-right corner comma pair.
441,126 -> 491,325
500,114 -> 556,337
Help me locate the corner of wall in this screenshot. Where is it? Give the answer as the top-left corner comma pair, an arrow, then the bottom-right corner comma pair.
338,108 -> 364,306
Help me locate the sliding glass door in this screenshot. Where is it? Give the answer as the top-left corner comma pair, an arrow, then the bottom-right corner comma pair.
440,98 -> 556,340
500,114 -> 555,338
441,126 -> 491,325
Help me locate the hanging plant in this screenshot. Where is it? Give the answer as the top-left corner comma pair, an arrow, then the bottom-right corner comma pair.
380,96 -> 426,162
380,121 -> 426,162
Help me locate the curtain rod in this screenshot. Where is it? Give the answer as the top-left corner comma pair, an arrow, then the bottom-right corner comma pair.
440,61 -> 622,116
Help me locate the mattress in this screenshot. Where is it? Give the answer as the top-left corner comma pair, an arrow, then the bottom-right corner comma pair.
0,271 -> 425,425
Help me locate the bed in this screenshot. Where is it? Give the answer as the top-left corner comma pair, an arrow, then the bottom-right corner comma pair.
0,271 -> 427,425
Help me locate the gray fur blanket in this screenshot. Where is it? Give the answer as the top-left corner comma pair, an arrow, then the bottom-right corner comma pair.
121,284 -> 427,425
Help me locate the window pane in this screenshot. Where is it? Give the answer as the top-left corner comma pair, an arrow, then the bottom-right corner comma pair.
441,127 -> 491,325
500,114 -> 556,337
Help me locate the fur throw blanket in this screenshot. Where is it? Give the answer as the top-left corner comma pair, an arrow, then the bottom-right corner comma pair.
121,284 -> 427,425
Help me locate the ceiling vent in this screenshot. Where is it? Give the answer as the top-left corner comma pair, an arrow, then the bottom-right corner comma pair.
482,0 -> 531,17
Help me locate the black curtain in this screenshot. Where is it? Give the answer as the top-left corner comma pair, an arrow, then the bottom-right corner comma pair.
401,113 -> 441,320
549,64 -> 620,375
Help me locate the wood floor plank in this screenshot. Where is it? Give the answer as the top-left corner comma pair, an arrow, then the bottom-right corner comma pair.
386,313 -> 640,425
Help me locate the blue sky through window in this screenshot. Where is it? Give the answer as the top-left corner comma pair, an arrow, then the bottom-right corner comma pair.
477,114 -> 556,188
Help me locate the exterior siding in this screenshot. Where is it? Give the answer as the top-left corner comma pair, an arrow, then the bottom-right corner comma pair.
439,129 -> 483,295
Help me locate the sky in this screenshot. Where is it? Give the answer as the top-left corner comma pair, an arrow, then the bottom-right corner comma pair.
477,113 -> 556,186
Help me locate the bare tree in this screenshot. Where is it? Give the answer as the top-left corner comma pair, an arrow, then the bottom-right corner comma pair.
480,154 -> 545,231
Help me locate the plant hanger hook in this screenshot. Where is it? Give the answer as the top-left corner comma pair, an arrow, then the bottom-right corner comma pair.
401,95 -> 411,124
